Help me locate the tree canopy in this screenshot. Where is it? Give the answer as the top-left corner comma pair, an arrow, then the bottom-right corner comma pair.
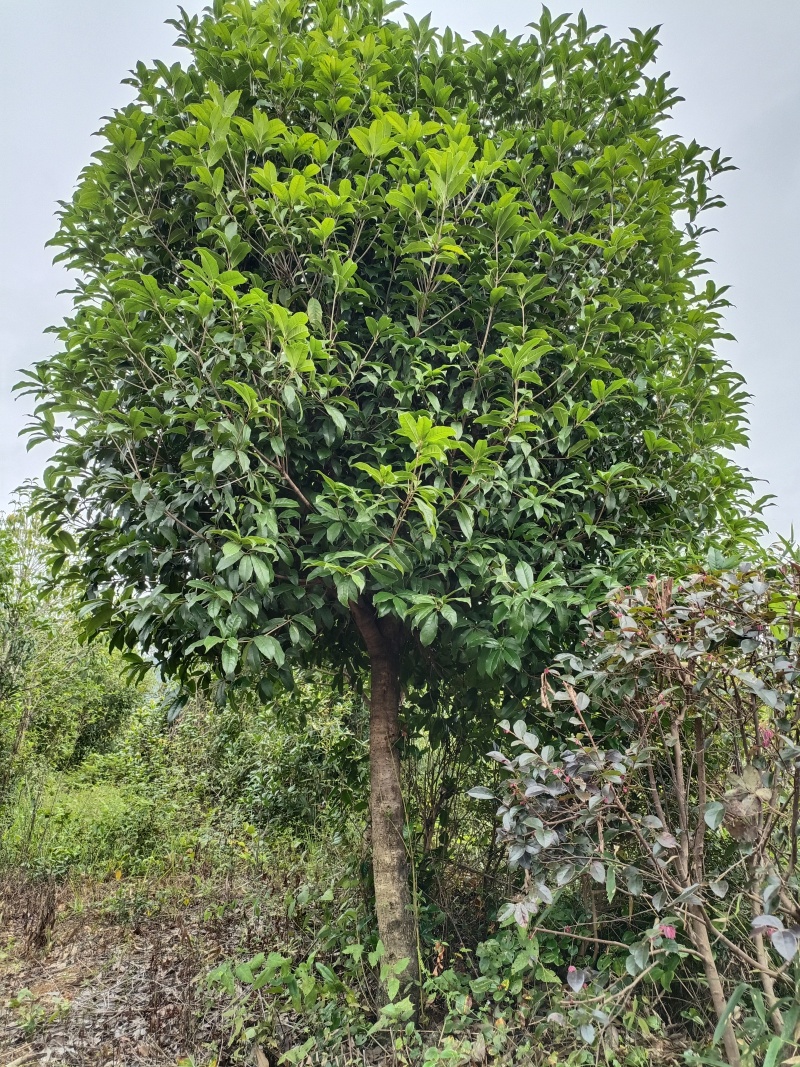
18,0 -> 764,997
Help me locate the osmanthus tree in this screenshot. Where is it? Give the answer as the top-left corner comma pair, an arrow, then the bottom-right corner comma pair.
19,0 -> 762,983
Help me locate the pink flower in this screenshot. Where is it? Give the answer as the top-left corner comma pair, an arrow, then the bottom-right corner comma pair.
564,926 -> 572,933
659,924 -> 676,940
568,965 -> 577,973
759,726 -> 774,746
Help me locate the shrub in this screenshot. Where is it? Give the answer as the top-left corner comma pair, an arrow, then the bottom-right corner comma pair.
477,553 -> 800,1066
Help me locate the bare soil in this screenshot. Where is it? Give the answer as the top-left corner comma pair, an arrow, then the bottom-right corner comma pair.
0,871 -> 285,1067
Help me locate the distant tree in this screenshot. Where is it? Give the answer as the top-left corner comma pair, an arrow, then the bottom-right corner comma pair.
0,507 -> 41,705
0,507 -> 140,793
0,508 -> 48,795
19,0 -> 762,986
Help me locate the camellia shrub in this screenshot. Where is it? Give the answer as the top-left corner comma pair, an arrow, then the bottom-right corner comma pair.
476,555 -> 800,1065
19,0 -> 762,984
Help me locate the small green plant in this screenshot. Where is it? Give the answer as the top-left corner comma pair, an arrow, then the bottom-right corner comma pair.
7,987 -> 70,1037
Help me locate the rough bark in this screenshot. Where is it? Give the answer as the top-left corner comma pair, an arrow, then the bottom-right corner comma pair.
350,600 -> 420,994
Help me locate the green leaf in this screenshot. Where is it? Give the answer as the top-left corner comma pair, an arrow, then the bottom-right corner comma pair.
324,404 -> 346,434
627,941 -> 649,974
216,549 -> 242,571
764,1036 -> 787,1067
419,612 -> 438,646
279,1037 -> 316,1065
605,864 -> 617,903
703,801 -> 725,830
706,546 -> 737,571
515,561 -> 534,590
221,640 -> 239,675
251,556 -> 273,590
253,634 -> 285,667
307,297 -> 323,329
212,449 -> 237,475
549,188 -> 573,218
712,983 -> 748,1047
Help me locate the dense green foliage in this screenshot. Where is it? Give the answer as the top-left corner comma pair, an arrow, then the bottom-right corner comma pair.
0,508 -> 367,874
0,509 -> 40,706
0,510 -> 141,795
19,0 -> 760,719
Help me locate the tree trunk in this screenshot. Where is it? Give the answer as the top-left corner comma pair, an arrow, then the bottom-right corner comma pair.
750,862 -> 784,1036
689,907 -> 741,1067
350,601 -> 420,995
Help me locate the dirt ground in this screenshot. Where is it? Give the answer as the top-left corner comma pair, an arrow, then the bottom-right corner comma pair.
0,872 -> 282,1067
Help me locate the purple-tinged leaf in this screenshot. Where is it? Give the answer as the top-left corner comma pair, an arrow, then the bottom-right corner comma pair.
579,1022 -> 595,1044
771,929 -> 798,961
672,884 -> 703,906
556,863 -> 575,886
624,866 -> 643,896
751,914 -> 784,931
588,860 -> 605,883
466,786 -> 497,800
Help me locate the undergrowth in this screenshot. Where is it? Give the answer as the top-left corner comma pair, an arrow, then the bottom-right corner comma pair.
0,679 -> 689,1066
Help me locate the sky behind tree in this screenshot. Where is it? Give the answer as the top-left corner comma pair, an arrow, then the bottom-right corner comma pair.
2,0 -> 797,534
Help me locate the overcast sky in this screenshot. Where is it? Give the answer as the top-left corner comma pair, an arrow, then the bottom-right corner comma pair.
2,1 -> 798,536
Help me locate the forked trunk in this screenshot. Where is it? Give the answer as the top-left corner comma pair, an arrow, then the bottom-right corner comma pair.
350,601 -> 419,995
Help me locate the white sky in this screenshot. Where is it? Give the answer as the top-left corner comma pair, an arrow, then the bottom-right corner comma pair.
2,1 -> 798,536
